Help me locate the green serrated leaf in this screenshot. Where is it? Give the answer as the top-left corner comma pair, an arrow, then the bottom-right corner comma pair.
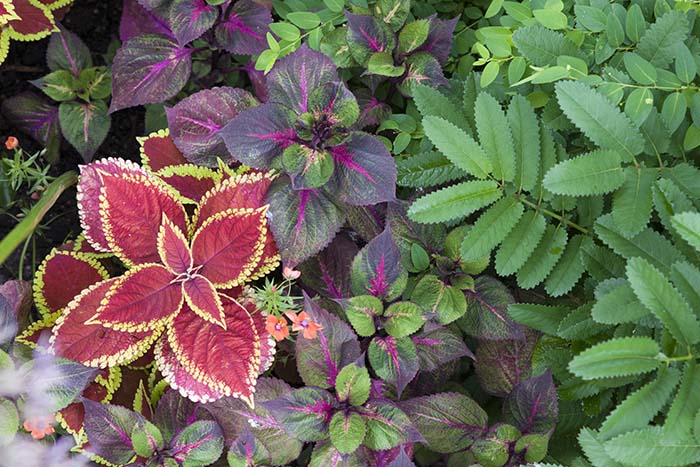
412,84 -> 469,133
408,181 -> 502,224
604,426 -> 700,466
612,167 -> 656,238
545,234 -> 591,296
508,94 -> 540,192
411,275 -> 467,325
383,301 -> 424,338
335,364 -> 371,406
421,116 -> 492,179
544,149 -> 625,196
672,212 -> 700,252
664,361 -> 700,441
330,412 -> 365,455
475,92 -> 516,182
460,196 -> 524,261
516,224 -> 568,289
569,336 -> 660,380
512,26 -> 582,66
509,303 -> 570,335
636,10 -> 689,68
396,152 -> 465,188
495,211 -> 547,276
591,280 -> 648,324
579,427 -> 626,467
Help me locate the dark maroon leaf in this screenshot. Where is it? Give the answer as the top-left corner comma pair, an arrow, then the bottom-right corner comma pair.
110,34 -> 193,113
354,92 -> 392,130
165,86 -> 257,166
169,0 -> 218,45
503,370 -> 559,434
387,201 -> 446,262
413,325 -> 473,372
1,92 -> 60,160
416,15 -> 459,65
326,132 -> 396,205
459,276 -> 525,340
83,400 -> 142,465
47,24 -> 92,76
242,61 -> 268,102
265,177 -> 344,267
0,280 -> 31,345
299,232 -> 358,299
295,292 -> 361,388
351,228 -> 405,299
153,389 -> 209,441
368,336 -> 419,397
120,0 -> 173,41
214,0 -> 271,55
263,387 -> 337,442
474,329 -> 537,397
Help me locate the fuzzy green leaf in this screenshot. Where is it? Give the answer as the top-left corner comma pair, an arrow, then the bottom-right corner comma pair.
512,25 -> 582,66
495,211 -> 547,276
422,116 -> 492,179
627,256 -> 700,346
508,303 -> 570,335
555,81 -> 644,160
611,167 -> 656,238
408,181 -> 502,224
383,301 -> 424,338
591,280 -> 648,325
411,275 -> 467,325
508,95 -> 541,192
569,337 -> 660,380
636,10 -> 689,68
544,234 -> 591,296
396,152 -> 465,188
460,196 -> 524,261
544,150 -> 625,196
475,92 -> 516,182
412,83 -> 469,133
604,426 -> 700,466
516,224 -> 567,289
664,361 -> 700,440
671,212 -> 700,252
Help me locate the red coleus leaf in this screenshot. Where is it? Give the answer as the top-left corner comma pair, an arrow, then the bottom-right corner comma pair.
88,264 -> 183,332
190,207 -> 269,288
96,161 -> 188,265
182,274 -> 225,329
6,0 -> 56,40
166,298 -> 262,404
49,279 -> 160,367
33,249 -> 109,316
138,129 -> 188,172
157,215 -> 192,274
156,164 -> 220,204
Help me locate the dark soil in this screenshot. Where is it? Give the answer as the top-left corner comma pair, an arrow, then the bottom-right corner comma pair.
0,0 -> 144,281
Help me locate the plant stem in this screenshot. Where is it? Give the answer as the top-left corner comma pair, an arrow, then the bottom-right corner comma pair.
518,196 -> 590,234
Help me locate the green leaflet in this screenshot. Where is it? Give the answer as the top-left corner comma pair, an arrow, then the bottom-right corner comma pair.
653,179 -> 695,232
578,427 -> 626,467
460,196 -> 524,261
611,167 -> 656,238
557,303 -> 608,341
670,262 -> 700,313
543,149 -> 625,196
507,94 -> 540,192
412,83 -> 470,133
511,25 -> 582,66
626,256 -> 700,346
591,280 -> 647,325
329,412 -> 365,455
636,10 -> 689,68
598,367 -> 680,440
580,242 -> 626,281
475,92 -> 516,182
664,362 -> 700,441
509,303 -> 570,335
407,180 -> 502,224
516,224 -> 567,289
555,81 -> 644,161
568,336 -> 660,380
604,427 -> 700,467
671,212 -> 700,252
421,116 -> 492,179
495,211 -> 547,276
544,234 -> 591,297
396,151 -> 465,188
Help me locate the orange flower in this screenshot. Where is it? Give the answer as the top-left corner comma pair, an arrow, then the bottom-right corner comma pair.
4,136 -> 18,150
265,314 -> 289,341
23,414 -> 55,440
282,266 -> 301,280
284,311 -> 323,339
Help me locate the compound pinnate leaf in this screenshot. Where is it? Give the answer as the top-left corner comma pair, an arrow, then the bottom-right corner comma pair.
569,336 -> 660,380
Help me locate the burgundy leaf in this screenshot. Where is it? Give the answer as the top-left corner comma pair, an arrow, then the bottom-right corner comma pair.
214,0 -> 271,55
165,86 -> 257,166
351,228 -> 404,299
295,292 -> 361,388
262,387 -> 337,442
474,328 -> 537,397
138,129 -> 188,171
412,325 -> 474,372
299,232 -> 358,299
327,132 -> 397,205
460,276 -> 525,341
169,0 -> 218,46
110,34 -> 193,113
416,15 -> 459,65
503,370 -> 559,434
1,92 -> 60,156
368,336 -> 418,397
120,0 -> 173,41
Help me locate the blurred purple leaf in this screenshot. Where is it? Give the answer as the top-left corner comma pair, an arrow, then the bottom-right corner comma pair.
83,400 -> 142,465
474,329 -> 537,397
503,370 -> 559,434
416,15 -> 459,65
153,389 -> 207,442
345,12 -> 395,66
47,24 -> 92,76
0,280 -> 31,346
1,92 -> 60,160
214,0 -> 271,55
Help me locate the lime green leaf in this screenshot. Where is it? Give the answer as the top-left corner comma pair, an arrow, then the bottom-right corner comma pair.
323,0 -> 344,13
383,301 -> 424,338
286,12 -> 321,29
575,5 -> 607,32
335,364 -> 371,406
408,181 -> 502,224
367,52 -> 406,77
480,61 -> 500,88
344,295 -> 382,337
398,19 -> 430,55
568,336 -> 660,379
270,22 -> 301,41
329,412 -> 366,455
411,275 -> 467,325
606,14 -> 625,47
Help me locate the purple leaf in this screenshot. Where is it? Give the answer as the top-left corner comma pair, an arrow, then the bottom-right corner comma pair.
153,389 -> 208,441
0,280 -> 31,345
299,232 -> 358,299
310,440 -> 372,466
137,0 -> 171,17
214,0 -> 271,55
221,103 -> 297,168
262,387 -> 337,442
242,61 -> 268,102
165,86 -> 257,166
326,132 -> 397,205
413,325 -> 474,372
345,204 -> 385,243
170,420 -> 224,464
416,15 -> 459,65
345,12 -> 396,66
354,92 -> 392,129
360,402 -> 421,450
351,228 -> 404,299
387,201 -> 446,263
110,34 -> 193,113
206,378 -> 303,466
398,52 -> 447,94
1,92 -> 60,160
296,292 -> 361,388
266,44 -> 339,114
228,429 -> 270,466
169,0 -> 218,45
265,178 -> 345,267
460,276 -> 525,340
474,328 -> 537,397
368,336 -> 419,397
503,370 -> 559,434
120,0 -> 173,41
401,392 -> 487,454
83,400 -> 143,465
387,448 -> 417,467
47,24 -> 92,76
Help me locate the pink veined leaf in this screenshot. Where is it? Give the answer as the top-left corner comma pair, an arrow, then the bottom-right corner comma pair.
157,215 -> 192,274
138,129 -> 188,171
190,207 -> 268,288
169,0 -> 218,46
87,264 -> 183,332
95,161 -> 188,265
120,0 -> 174,41
167,298 -> 262,404
214,0 -> 271,55
182,275 -> 225,329
49,279 -> 160,368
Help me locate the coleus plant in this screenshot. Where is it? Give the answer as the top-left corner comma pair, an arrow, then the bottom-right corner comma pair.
43,130 -> 280,405
220,45 -> 397,266
111,0 -> 272,113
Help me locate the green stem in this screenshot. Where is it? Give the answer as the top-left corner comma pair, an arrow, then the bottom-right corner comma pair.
0,171 -> 78,267
518,196 -> 590,234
